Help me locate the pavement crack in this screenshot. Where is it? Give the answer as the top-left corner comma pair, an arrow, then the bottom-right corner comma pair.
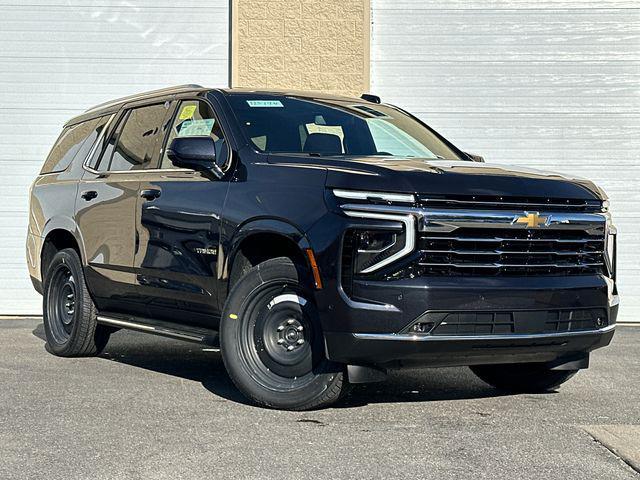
585,430 -> 640,476
296,419 -> 326,427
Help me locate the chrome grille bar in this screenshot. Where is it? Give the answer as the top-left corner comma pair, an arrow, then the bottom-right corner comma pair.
417,262 -> 604,269
421,235 -> 602,243
421,249 -> 603,256
417,196 -> 603,212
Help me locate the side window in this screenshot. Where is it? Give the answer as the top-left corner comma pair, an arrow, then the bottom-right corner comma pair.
108,103 -> 167,172
41,117 -> 104,174
160,100 -> 227,169
95,112 -> 127,172
75,116 -> 111,170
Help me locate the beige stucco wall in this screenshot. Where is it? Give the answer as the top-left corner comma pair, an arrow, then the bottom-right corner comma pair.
231,0 -> 370,96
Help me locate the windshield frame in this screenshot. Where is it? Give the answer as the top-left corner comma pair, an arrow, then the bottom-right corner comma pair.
223,93 -> 470,162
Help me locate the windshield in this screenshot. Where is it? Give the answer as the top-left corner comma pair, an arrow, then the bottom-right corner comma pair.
226,94 -> 463,160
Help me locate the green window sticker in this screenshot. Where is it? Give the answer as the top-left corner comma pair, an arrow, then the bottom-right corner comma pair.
247,100 -> 284,108
177,119 -> 215,137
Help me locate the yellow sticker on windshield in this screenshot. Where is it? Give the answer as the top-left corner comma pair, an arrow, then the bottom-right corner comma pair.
179,105 -> 197,120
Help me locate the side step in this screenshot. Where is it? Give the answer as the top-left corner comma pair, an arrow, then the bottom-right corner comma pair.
97,313 -> 219,347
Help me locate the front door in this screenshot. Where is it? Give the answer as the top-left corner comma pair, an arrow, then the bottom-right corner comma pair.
134,99 -> 232,327
77,102 -> 170,316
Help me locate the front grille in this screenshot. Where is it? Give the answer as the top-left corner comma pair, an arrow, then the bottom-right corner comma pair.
419,227 -> 605,276
405,308 -> 608,336
417,195 -> 603,213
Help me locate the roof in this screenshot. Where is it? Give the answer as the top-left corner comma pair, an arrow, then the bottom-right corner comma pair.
84,84 -> 207,113
66,85 -> 378,126
217,87 -> 368,103
65,84 -> 207,126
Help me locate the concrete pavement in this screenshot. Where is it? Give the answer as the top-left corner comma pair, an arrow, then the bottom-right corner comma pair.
0,318 -> 638,480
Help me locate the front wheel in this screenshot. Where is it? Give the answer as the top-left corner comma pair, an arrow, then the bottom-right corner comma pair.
470,363 -> 578,393
220,257 -> 346,410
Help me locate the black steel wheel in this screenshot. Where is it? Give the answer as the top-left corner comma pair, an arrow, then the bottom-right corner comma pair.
43,248 -> 110,357
46,263 -> 77,345
221,257 -> 346,410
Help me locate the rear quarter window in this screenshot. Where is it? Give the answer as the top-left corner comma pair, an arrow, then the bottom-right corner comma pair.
41,117 -> 106,174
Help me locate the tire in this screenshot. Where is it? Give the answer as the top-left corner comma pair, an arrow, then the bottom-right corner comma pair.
220,257 -> 346,410
470,363 -> 578,393
43,248 -> 111,357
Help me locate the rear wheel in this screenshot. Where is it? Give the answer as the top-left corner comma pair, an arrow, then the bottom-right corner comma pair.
43,248 -> 110,357
220,257 -> 346,410
470,363 -> 578,393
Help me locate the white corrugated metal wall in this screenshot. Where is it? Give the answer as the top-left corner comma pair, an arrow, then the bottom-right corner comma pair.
0,0 -> 229,314
371,0 -> 640,322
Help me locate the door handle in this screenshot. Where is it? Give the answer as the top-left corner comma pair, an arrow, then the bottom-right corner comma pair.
140,189 -> 161,200
81,190 -> 98,201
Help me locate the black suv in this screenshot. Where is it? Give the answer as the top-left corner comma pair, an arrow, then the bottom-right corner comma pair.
27,85 -> 618,410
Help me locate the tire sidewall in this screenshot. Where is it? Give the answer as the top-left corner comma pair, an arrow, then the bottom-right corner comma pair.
220,258 -> 343,410
43,249 -> 90,355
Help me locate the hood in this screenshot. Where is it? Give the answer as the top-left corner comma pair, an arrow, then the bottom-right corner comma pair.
267,155 -> 605,200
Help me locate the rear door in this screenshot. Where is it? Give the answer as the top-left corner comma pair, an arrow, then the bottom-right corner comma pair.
134,98 -> 232,327
77,101 -> 170,315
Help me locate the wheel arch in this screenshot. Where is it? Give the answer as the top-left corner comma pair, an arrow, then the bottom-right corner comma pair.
224,218 -> 314,296
41,226 -> 84,280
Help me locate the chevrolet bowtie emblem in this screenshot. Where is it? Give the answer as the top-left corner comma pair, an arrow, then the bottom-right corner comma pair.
514,212 -> 549,228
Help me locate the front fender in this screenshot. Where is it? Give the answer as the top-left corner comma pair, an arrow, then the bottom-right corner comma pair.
224,217 -> 312,273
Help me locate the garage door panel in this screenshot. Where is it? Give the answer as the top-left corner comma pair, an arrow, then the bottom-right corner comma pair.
376,1 -> 638,9
384,87 -> 639,102
374,65 -> 640,81
383,96 -> 639,114
0,0 -> 223,6
374,74 -> 640,90
419,113 -> 640,127
0,1 -> 228,314
436,123 -> 640,138
372,0 -> 640,322
442,138 -> 638,152
0,41 -> 227,60
377,11 -> 639,34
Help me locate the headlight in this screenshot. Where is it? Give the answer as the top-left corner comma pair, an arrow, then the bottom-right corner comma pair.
343,211 -> 415,274
354,229 -> 404,273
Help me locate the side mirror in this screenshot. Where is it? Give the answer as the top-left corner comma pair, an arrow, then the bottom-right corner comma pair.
167,137 -> 224,178
465,152 -> 485,163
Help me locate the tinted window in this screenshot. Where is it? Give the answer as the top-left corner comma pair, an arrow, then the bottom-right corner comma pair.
41,117 -> 105,174
74,116 -> 111,171
226,95 -> 462,160
108,104 -> 167,171
95,113 -> 126,172
160,100 -> 227,169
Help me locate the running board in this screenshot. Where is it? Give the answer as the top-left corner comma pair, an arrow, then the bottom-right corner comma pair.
97,314 -> 219,347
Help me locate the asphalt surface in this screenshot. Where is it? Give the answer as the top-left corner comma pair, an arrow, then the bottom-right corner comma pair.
1,318 -> 638,480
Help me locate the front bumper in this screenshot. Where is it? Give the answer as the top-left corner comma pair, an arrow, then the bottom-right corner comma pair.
325,324 -> 615,368
318,274 -> 618,368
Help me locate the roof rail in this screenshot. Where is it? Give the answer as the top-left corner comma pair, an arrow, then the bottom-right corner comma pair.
85,84 -> 205,112
360,93 -> 381,104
